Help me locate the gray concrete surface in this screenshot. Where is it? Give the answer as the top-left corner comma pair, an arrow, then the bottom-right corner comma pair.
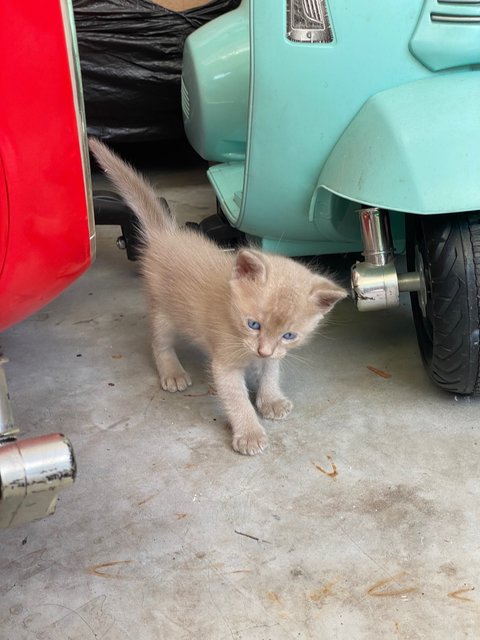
1,160 -> 479,639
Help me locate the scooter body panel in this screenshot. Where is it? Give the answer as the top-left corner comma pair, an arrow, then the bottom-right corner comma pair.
410,0 -> 480,71
183,0 -> 480,255
317,71 -> 480,215
0,1 -> 95,331
182,2 -> 250,163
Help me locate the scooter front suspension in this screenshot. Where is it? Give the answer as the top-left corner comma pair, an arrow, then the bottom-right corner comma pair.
351,207 -> 421,311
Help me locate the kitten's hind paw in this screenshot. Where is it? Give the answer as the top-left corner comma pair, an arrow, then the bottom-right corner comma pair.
160,371 -> 192,393
257,397 -> 293,420
232,427 -> 268,456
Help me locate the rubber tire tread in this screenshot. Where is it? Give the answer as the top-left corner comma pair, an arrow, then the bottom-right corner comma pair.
408,213 -> 480,395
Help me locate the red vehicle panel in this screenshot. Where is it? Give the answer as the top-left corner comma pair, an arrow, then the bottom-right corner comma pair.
0,1 -> 94,332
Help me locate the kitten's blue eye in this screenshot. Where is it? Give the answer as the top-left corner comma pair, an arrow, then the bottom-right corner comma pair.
247,319 -> 261,330
282,332 -> 297,341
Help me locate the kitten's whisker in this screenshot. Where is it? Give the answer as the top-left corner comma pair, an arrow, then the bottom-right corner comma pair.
314,331 -> 337,342
321,317 -> 352,328
285,352 -> 315,368
273,232 -> 286,253
287,357 -> 314,371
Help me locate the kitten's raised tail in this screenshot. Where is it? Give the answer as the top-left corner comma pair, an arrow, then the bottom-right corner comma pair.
88,137 -> 175,239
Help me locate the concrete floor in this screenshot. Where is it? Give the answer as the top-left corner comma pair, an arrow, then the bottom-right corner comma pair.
1,158 -> 479,639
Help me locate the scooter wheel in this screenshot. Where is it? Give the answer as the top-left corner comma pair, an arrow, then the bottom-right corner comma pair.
406,212 -> 480,395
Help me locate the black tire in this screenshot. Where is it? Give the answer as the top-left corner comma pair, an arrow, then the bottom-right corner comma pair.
406,212 -> 480,395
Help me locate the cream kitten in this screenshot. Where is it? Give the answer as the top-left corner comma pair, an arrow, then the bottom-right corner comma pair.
89,138 -> 347,455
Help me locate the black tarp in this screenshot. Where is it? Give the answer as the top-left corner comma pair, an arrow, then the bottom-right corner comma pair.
73,0 -> 240,142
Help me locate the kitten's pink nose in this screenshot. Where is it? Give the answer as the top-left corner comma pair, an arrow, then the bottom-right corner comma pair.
257,346 -> 273,358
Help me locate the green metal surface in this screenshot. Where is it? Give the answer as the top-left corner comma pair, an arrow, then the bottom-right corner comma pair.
410,0 -> 480,71
182,3 -> 249,162
182,0 -> 480,256
317,71 -> 480,215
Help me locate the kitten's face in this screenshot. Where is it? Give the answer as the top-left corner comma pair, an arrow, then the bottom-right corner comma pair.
229,250 -> 347,360
233,297 -> 321,360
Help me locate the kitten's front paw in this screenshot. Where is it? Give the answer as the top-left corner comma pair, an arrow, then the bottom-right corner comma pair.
160,371 -> 192,393
232,427 -> 268,456
257,397 -> 293,420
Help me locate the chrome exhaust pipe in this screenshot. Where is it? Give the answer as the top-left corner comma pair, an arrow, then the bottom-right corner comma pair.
0,359 -> 76,528
352,207 -> 421,311
358,207 -> 393,266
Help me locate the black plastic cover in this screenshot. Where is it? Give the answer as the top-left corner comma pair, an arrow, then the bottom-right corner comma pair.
73,0 -> 240,142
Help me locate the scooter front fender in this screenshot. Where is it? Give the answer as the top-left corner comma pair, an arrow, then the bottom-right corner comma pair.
316,71 -> 480,215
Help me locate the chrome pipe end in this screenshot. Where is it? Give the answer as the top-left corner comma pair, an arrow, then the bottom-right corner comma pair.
0,433 -> 76,528
351,261 -> 400,311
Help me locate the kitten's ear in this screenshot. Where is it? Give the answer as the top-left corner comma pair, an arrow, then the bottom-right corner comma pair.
232,249 -> 267,283
310,278 -> 348,314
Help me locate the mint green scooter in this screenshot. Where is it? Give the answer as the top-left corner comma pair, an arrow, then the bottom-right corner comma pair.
181,0 -> 480,395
